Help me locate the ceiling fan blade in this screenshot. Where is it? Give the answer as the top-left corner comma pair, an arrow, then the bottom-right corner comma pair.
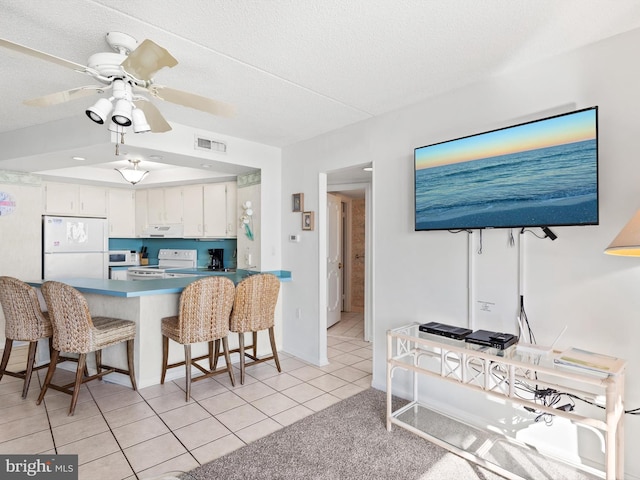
147,85 -> 235,118
133,100 -> 172,133
121,39 -> 178,81
0,38 -> 93,74
24,85 -> 107,107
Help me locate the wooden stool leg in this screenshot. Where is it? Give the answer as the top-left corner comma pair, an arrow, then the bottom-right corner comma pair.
268,327 -> 282,372
69,354 -> 86,416
95,349 -> 102,378
211,339 -> 220,370
161,335 -> 169,385
184,345 -> 192,402
238,333 -> 246,385
222,337 -> 235,387
252,332 -> 258,359
22,341 -> 38,399
126,339 -> 137,391
0,338 -> 13,381
37,349 -> 59,406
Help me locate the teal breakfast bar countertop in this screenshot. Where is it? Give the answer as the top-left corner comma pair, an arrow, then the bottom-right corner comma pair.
26,269 -> 291,298
26,269 -> 290,388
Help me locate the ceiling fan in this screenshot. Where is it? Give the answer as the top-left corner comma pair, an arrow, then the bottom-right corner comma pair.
0,32 -> 234,133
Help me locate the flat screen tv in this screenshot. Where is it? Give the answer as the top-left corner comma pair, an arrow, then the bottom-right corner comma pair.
414,106 -> 598,231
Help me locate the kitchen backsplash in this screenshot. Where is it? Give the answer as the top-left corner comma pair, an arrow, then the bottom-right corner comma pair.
109,238 -> 238,269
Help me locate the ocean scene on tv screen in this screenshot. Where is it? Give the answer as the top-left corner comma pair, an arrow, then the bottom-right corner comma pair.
414,108 -> 598,230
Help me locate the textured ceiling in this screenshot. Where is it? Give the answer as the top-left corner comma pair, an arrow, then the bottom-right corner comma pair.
1,0 -> 640,185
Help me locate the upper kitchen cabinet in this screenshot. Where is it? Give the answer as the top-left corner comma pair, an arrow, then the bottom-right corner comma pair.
225,182 -> 238,238
135,189 -> 148,237
43,182 -> 107,217
107,188 -> 135,237
182,185 -> 204,237
146,187 -> 183,225
203,182 -> 237,238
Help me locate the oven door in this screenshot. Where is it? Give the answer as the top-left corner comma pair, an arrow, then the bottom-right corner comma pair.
164,272 -> 200,279
127,269 -> 165,280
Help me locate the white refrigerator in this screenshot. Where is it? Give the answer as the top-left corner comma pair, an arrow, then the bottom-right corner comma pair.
42,215 -> 108,279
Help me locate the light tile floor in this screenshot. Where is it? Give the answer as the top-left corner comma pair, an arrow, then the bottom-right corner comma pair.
0,313 -> 369,480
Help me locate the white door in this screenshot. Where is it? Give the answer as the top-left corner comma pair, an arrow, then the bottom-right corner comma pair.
327,193 -> 343,328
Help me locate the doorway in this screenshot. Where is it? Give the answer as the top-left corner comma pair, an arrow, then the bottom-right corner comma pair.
327,191 -> 366,337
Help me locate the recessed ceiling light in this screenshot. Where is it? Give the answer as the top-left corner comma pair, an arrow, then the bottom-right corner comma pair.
363,166 -> 373,172
149,154 -> 163,160
72,156 -> 86,161
201,163 -> 212,168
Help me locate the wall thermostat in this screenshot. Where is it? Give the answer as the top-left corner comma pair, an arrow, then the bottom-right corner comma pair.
289,234 -> 301,242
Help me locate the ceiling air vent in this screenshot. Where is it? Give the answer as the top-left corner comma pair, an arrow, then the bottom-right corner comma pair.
194,135 -> 227,153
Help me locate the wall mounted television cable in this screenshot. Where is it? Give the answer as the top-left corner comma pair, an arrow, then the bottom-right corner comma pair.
414,106 -> 599,231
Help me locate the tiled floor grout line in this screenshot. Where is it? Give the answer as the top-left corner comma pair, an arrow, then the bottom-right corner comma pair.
1,313 -> 368,479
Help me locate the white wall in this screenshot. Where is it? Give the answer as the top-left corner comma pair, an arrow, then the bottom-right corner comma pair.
282,27 -> 640,476
0,176 -> 43,343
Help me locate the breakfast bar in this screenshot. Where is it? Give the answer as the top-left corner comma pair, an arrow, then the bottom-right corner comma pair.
27,270 -> 290,388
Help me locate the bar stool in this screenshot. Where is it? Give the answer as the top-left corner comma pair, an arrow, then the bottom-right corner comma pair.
161,276 -> 236,401
227,273 -> 281,384
38,281 -> 137,416
0,276 -> 53,399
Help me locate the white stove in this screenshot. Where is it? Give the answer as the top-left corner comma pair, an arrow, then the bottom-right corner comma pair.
127,249 -> 198,280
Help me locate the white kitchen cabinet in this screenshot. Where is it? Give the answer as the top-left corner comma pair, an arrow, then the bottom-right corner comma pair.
43,182 -> 107,216
182,185 -> 204,237
203,183 -> 227,237
135,190 -> 148,237
203,182 -> 237,238
146,187 -> 183,224
107,188 -> 135,237
225,182 -> 238,238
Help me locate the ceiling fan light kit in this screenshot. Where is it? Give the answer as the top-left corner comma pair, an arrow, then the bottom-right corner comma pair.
112,98 -> 133,126
0,31 -> 235,139
131,108 -> 151,133
85,97 -> 113,124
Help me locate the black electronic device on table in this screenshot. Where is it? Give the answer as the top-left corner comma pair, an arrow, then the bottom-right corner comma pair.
464,330 -> 518,350
419,322 -> 472,340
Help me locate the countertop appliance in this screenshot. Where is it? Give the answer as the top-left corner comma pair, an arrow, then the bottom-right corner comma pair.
42,215 -> 108,279
127,249 -> 198,280
208,248 -> 224,270
108,250 -> 140,267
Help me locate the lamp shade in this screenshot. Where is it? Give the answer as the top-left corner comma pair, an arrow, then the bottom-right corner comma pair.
86,98 -> 113,124
115,159 -> 149,185
604,209 -> 640,256
112,99 -> 133,126
132,108 -> 151,133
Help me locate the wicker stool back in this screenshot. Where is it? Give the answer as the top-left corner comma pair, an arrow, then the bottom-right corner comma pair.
38,281 -> 137,415
228,273 -> 281,384
0,276 -> 53,399
161,276 -> 236,401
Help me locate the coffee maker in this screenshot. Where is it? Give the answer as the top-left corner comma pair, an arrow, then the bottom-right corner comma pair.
208,248 -> 224,270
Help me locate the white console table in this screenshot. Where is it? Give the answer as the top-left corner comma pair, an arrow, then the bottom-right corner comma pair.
386,324 -> 626,480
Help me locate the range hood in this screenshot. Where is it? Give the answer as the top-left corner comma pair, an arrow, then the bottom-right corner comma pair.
142,224 -> 184,238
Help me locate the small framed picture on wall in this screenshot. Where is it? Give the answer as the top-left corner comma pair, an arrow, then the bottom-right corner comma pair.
292,193 -> 304,212
302,211 -> 314,231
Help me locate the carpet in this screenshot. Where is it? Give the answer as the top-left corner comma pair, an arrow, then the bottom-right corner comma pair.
187,388 -> 508,480
187,388 -> 600,480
